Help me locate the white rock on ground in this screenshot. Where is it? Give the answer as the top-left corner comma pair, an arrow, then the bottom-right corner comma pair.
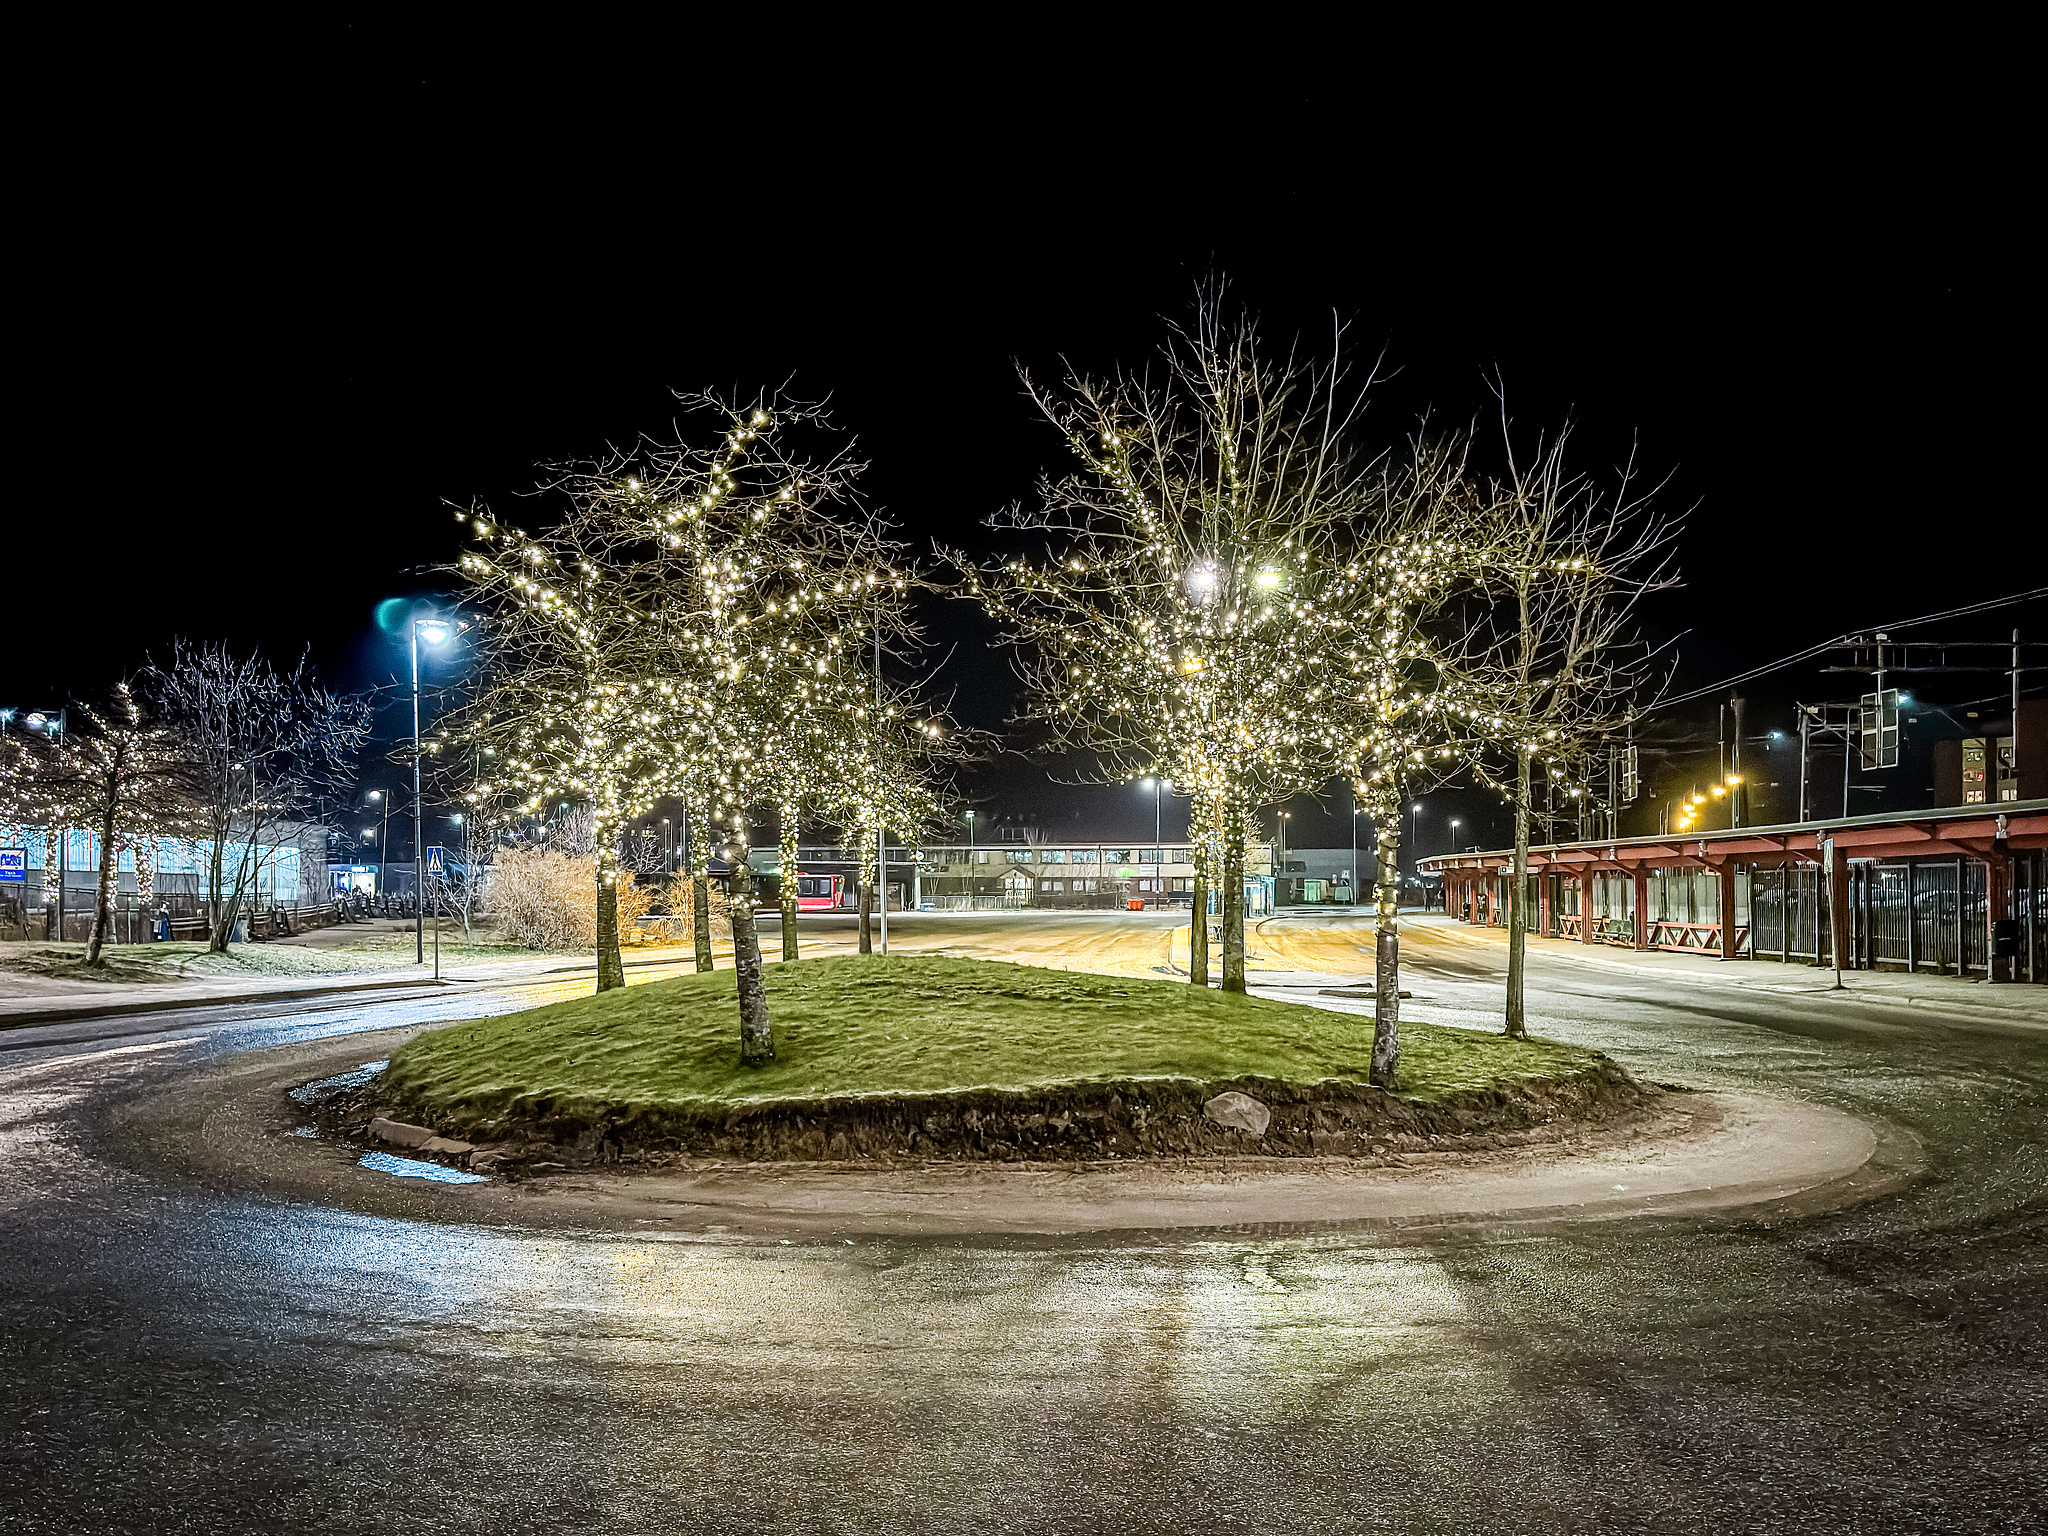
1202,1091 -> 1271,1137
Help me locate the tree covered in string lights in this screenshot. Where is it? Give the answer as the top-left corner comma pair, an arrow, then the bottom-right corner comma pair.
954,290 -> 1398,996
449,391 -> 956,1064
1446,411 -> 1679,1038
1334,434 -> 1504,1086
0,684 -> 202,965
821,705 -> 952,953
444,504 -> 701,994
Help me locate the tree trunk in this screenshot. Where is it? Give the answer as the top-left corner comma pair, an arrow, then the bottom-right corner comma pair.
1370,819 -> 1402,1091
1504,744 -> 1531,1038
778,804 -> 800,963
1221,809 -> 1247,994
207,835 -> 228,951
1189,850 -> 1210,987
86,802 -> 120,966
595,860 -> 625,992
730,829 -> 774,1065
858,876 -> 874,953
214,837 -> 256,953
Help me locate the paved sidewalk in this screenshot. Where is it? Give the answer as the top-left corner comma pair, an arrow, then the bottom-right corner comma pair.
0,947 -> 706,1030
1409,911 -> 2048,1023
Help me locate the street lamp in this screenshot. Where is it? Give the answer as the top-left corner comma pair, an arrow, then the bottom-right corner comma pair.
1139,777 -> 1169,845
1450,817 -> 1462,853
964,809 -> 976,854
1406,802 -> 1423,908
409,613 -> 453,964
364,790 -> 397,898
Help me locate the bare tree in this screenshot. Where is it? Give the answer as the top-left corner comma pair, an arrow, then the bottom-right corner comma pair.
1455,410 -> 1681,1037
145,643 -> 369,952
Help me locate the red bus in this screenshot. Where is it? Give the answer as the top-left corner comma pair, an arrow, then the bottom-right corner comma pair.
792,872 -> 844,912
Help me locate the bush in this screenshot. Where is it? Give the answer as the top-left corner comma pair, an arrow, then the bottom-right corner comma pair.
658,871 -> 734,941
488,845 -> 653,950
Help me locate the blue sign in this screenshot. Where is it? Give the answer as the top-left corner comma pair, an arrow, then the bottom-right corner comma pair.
0,847 -> 24,883
425,846 -> 446,876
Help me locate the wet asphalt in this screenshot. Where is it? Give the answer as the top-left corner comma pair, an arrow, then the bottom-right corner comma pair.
0,916 -> 2042,1535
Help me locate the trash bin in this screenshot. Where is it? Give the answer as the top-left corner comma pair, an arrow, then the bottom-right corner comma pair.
1127,898 -> 1144,911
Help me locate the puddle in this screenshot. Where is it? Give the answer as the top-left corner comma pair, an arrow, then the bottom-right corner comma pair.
357,1150 -> 489,1184
289,1060 -> 389,1105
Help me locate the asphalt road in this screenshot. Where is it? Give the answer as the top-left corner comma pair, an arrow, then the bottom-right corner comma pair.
1,913 -> 2042,1534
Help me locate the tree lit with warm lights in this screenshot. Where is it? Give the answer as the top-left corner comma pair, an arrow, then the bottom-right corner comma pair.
958,289 -> 1403,1000
448,392 -> 958,1063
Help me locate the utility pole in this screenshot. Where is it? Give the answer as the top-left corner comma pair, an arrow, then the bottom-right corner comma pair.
1607,743 -> 1619,840
1732,694 -> 1745,828
2015,629 -> 2024,798
1799,706 -> 1812,823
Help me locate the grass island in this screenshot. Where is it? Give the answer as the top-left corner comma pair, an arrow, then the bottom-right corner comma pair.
347,956 -> 1649,1166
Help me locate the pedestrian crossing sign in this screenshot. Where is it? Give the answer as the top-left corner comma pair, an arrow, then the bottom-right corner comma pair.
426,845 -> 446,876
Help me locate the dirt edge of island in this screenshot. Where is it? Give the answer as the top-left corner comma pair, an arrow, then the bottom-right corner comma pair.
302,1054 -> 1664,1177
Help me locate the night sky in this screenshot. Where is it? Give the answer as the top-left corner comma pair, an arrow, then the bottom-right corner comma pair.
15,33 -> 2037,862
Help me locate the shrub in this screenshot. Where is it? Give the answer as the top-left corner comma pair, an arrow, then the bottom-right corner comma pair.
488,845 -> 653,950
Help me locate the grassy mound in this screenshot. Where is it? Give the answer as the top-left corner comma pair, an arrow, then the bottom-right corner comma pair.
382,955 -> 1597,1129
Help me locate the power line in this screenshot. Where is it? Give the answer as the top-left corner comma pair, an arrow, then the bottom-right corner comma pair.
1647,587 -> 2048,713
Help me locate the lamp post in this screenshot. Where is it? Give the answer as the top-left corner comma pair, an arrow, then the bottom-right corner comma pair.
1408,801 -> 1422,908
365,791 -> 394,900
410,615 -> 452,965
1140,777 -> 1168,844
1450,817 -> 1462,852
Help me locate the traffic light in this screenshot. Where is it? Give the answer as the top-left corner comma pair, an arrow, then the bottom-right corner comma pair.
1860,689 -> 1900,769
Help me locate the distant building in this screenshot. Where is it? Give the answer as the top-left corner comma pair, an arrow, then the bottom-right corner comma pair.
1,821 -> 330,940
5,822 -> 328,910
1932,700 -> 2046,806
1269,847 -> 1361,905
750,834 -> 1276,912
